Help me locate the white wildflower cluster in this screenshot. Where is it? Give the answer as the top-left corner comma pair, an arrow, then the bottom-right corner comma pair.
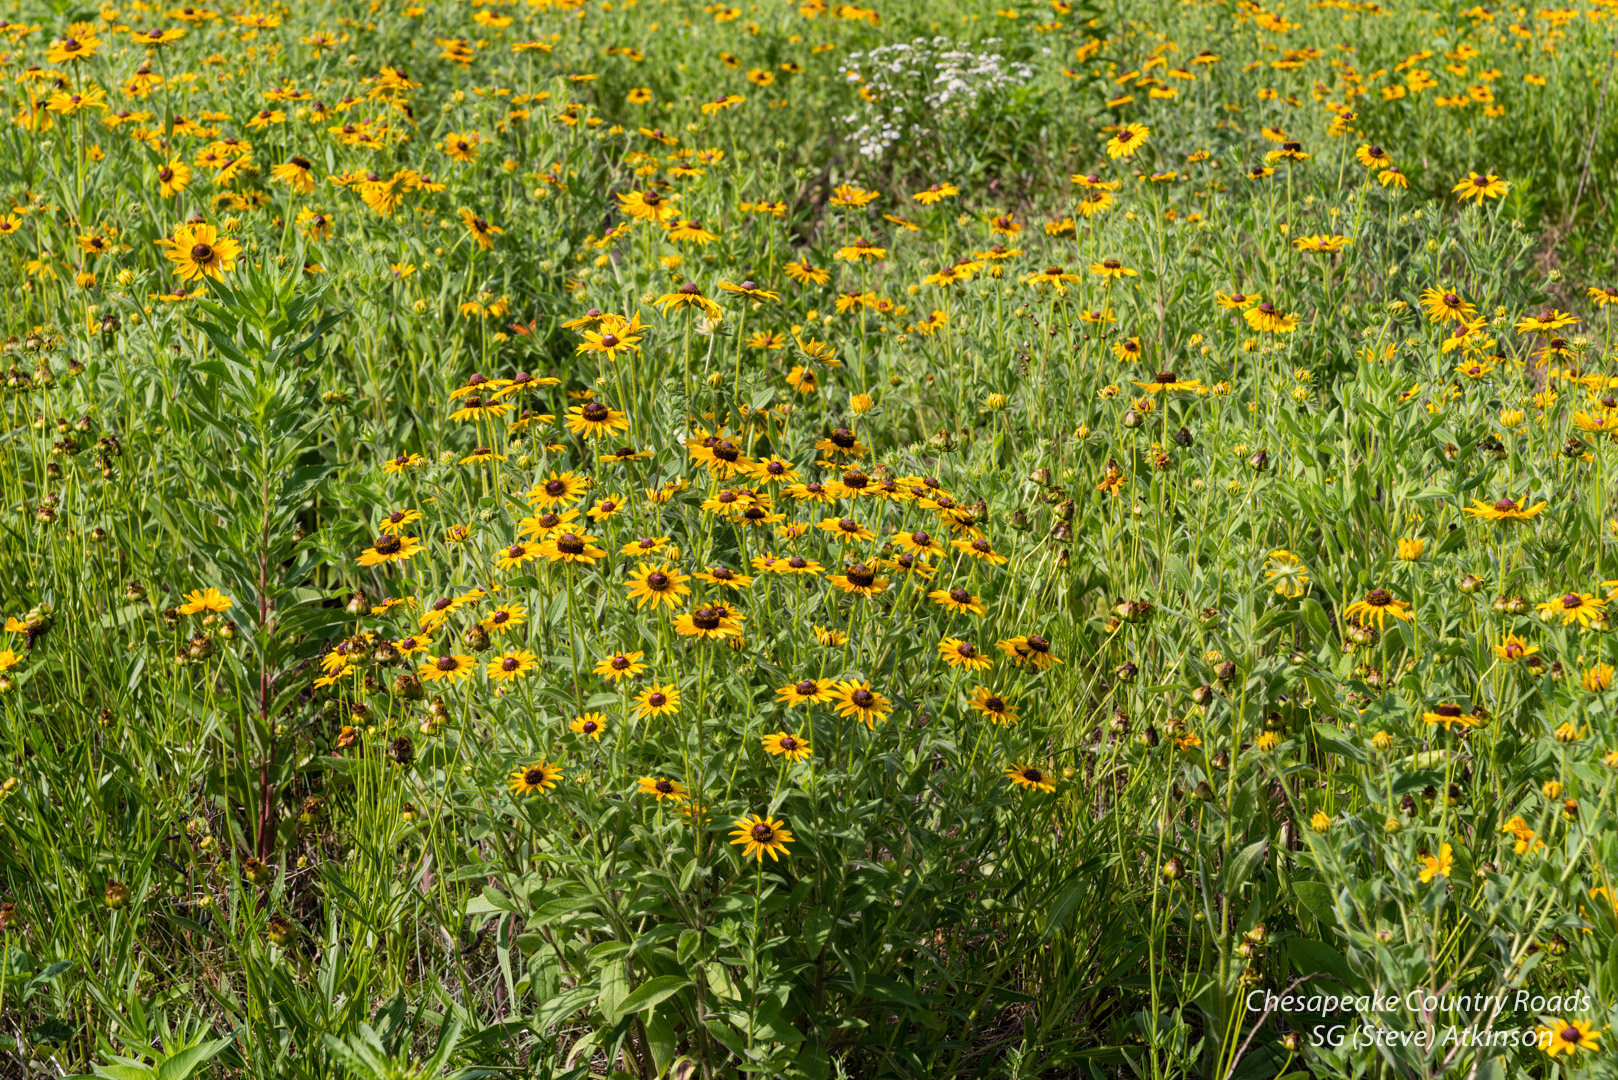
841,38 -> 1036,159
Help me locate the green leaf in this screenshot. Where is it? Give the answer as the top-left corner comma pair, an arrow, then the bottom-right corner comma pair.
611,975 -> 690,1019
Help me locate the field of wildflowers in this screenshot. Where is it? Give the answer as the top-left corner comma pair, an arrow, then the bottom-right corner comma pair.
2,0 -> 1618,1074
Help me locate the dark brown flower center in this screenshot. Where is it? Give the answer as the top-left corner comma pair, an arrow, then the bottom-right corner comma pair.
829,428 -> 857,448
693,607 -> 722,630
546,479 -> 566,495
752,823 -> 774,841
524,767 -> 544,784
950,588 -> 970,603
656,779 -> 674,793
1434,703 -> 1462,717
190,243 -> 214,261
502,657 -> 519,671
648,692 -> 667,707
847,564 -> 875,587
1022,768 -> 1043,782
581,402 -> 609,421
557,534 -> 586,555
647,572 -> 669,588
1563,593 -> 1582,608
852,689 -> 874,707
779,735 -> 798,749
436,656 -> 457,671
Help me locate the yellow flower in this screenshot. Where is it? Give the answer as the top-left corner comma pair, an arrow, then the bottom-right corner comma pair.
729,814 -> 793,861
1105,122 -> 1149,158
1537,592 -> 1606,629
1396,537 -> 1425,560
1539,1019 -> 1600,1057
1418,843 -> 1453,883
178,587 -> 233,614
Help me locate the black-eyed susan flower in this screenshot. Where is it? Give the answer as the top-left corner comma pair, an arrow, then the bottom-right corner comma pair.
969,686 -> 1019,726
1005,764 -> 1055,792
571,713 -> 607,739
495,542 -> 539,572
539,532 -> 607,565
593,651 -> 647,682
158,221 -> 239,282
1494,634 -> 1538,661
509,761 -> 561,795
357,533 -> 423,567
1464,496 -> 1546,522
487,650 -> 538,682
1538,1020 -> 1600,1057
762,732 -> 812,761
1244,302 -> 1298,333
1342,588 -> 1412,628
832,681 -> 891,727
1419,287 -> 1476,324
1537,592 -> 1606,628
673,604 -> 744,640
1105,122 -> 1149,158
1088,258 -> 1137,280
929,586 -> 986,616
776,678 -> 833,706
420,653 -> 477,684
694,566 -> 753,589
565,401 -> 631,440
633,683 -> 681,718
729,814 -> 793,861
769,555 -> 824,577
459,207 -> 503,248
625,564 -> 691,609
1421,703 -> 1480,730
938,637 -> 993,671
996,635 -> 1062,670
637,776 -> 688,802
827,563 -> 887,596
1452,171 -> 1509,203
